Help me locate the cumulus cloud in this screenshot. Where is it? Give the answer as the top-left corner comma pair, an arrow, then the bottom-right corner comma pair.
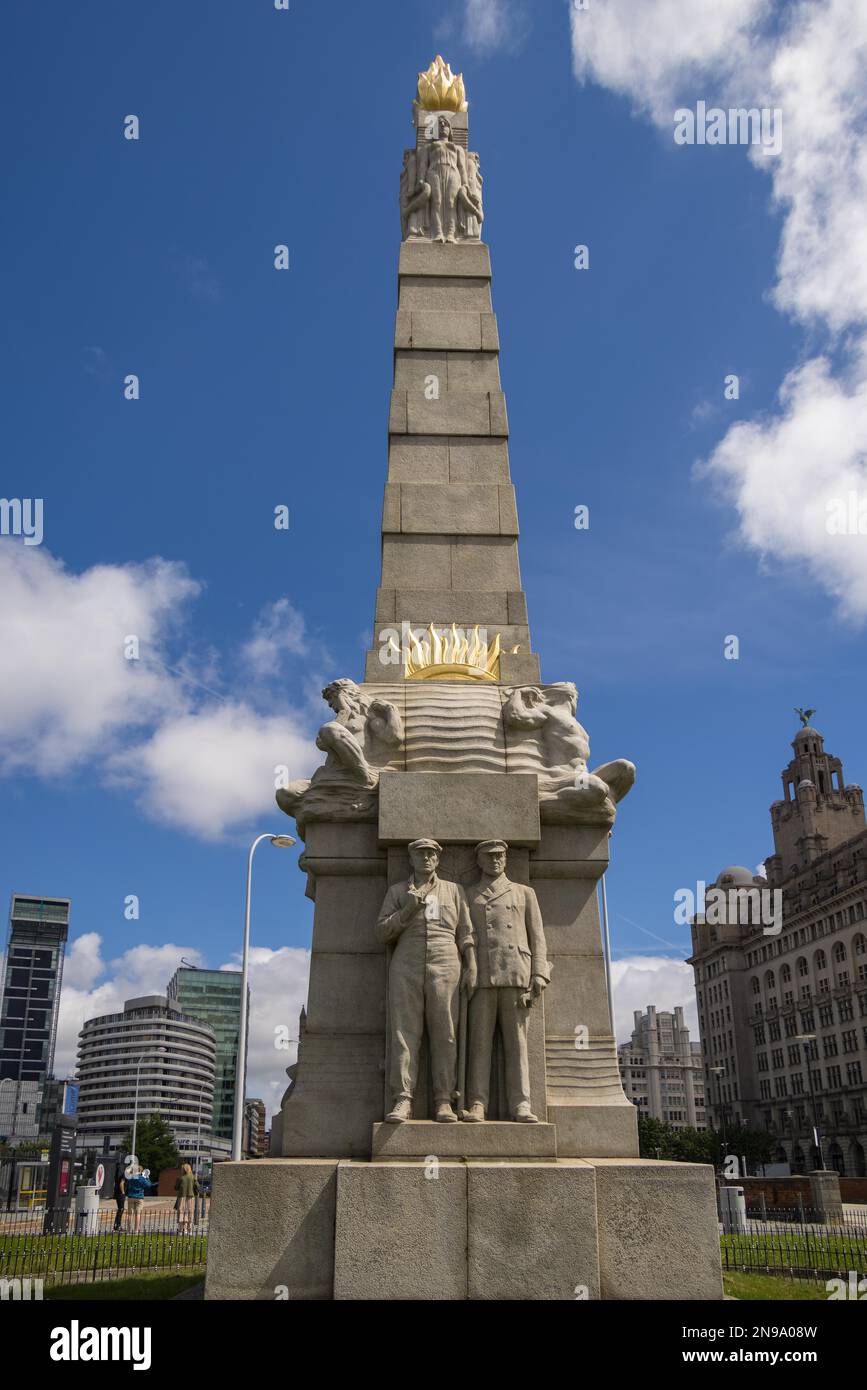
217,945 -> 310,1118
698,351 -> 867,620
569,0 -> 867,620
54,935 -> 310,1122
570,0 -> 771,120
611,954 -> 699,1043
0,545 -> 196,775
110,702 -> 316,840
0,542 -> 318,837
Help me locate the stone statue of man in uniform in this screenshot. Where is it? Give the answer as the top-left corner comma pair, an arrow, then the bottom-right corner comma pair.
376,839 -> 474,1123
462,840 -> 550,1123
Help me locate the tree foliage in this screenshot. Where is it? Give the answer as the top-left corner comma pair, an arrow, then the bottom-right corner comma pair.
636,1115 -> 776,1171
119,1113 -> 179,1179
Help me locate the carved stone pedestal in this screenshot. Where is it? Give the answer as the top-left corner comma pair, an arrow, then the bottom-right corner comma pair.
204,1155 -> 723,1301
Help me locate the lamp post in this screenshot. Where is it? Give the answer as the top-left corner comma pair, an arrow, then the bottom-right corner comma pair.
710,1066 -> 728,1161
795,1033 -> 825,1169
232,833 -> 296,1162
193,1078 -> 210,1225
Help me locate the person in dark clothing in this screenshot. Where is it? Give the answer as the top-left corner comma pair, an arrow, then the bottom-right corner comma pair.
113,1168 -> 126,1231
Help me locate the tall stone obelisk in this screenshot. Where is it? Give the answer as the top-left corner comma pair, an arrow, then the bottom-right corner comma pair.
205,59 -> 723,1301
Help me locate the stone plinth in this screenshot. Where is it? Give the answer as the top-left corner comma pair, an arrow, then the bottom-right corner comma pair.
205,1155 -> 722,1301
204,1159 -> 338,1301
371,1119 -> 557,1160
594,1159 -> 723,1301
809,1169 -> 844,1224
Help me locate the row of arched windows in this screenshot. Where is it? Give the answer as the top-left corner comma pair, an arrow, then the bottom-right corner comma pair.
750,935 -> 867,994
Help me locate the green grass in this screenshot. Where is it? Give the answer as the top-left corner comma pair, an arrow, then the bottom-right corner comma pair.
724,1271 -> 833,1301
721,1231 -> 867,1276
44,1272 -> 204,1301
0,1231 -> 207,1283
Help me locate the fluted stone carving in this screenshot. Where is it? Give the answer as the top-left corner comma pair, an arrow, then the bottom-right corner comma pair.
277,679 -> 634,834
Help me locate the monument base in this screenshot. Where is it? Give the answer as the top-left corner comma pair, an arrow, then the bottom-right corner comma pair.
204,1155 -> 723,1301
371,1119 -> 557,1160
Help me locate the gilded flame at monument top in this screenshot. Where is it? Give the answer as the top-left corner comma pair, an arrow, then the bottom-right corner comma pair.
416,55 -> 468,112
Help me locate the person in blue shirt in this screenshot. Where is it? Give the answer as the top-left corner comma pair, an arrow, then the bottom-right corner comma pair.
123,1164 -> 156,1232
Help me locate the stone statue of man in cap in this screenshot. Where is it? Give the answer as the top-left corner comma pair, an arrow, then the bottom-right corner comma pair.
376,839 -> 474,1123
462,840 -> 550,1123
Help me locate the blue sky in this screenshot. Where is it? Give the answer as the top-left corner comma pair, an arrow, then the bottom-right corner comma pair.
3,0 -> 866,1111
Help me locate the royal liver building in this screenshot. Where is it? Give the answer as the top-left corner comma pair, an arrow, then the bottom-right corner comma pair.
689,718 -> 867,1177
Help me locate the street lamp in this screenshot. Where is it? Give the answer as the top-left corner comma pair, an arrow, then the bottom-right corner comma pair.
232,833 -> 296,1162
131,1047 -> 167,1163
794,1034 -> 825,1170
193,1077 -> 210,1224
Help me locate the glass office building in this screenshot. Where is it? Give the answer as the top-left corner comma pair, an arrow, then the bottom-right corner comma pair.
0,895 -> 70,1142
167,967 -> 245,1141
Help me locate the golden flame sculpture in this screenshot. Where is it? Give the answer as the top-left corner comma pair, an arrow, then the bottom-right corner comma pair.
416,55 -> 468,113
404,623 -> 500,682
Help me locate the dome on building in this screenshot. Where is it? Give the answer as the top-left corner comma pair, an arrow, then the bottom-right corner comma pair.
715,865 -> 757,887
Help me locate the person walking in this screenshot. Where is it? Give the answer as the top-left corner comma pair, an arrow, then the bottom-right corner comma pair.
112,1166 -> 126,1231
174,1163 -> 199,1233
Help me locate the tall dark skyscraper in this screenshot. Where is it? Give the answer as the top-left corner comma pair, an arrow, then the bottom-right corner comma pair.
0,896 -> 70,1138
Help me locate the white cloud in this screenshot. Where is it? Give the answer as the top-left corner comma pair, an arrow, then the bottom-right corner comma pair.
62,932 -> 106,991
110,702 -> 316,840
570,0 -> 771,120
463,0 -> 527,52
218,945 -> 310,1119
54,935 -> 310,1127
241,597 -> 307,677
611,955 -> 698,1043
698,351 -> 867,621
569,0 -> 867,620
0,544 -> 196,775
0,545 -> 320,837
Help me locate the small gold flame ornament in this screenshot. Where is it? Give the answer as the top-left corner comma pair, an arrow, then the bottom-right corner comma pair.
401,622 -> 500,681
416,55 -> 468,113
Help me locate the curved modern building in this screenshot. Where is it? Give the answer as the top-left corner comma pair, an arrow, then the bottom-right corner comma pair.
76,995 -> 224,1160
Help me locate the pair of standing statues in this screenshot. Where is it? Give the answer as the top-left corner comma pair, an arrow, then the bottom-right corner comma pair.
376,838 -> 549,1124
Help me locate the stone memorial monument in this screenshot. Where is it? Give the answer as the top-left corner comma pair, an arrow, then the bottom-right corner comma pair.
205,57 -> 723,1301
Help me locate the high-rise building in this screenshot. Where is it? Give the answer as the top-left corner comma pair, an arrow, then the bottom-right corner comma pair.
617,1005 -> 706,1130
689,721 -> 867,1176
166,967 -> 245,1142
0,895 -> 70,1141
75,994 -> 228,1162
